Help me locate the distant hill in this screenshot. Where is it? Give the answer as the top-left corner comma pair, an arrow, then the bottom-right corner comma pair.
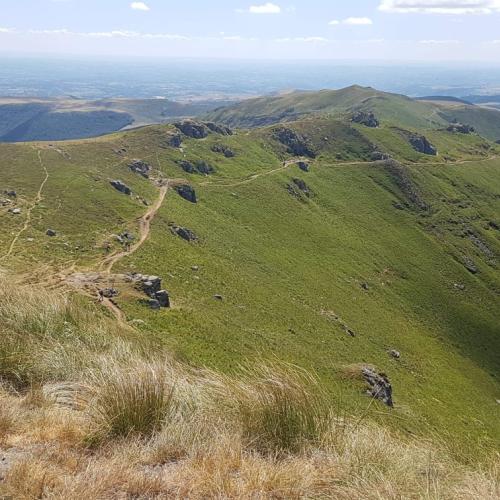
0,97 -> 230,142
205,85 -> 449,130
417,95 -> 473,105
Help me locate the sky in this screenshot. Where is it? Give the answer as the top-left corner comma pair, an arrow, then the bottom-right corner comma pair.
1,0 -> 500,61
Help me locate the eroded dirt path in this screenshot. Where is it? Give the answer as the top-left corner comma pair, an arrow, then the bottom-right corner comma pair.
98,180 -> 169,274
1,149 -> 49,261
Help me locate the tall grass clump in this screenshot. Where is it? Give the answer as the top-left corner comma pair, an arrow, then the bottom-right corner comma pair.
221,362 -> 332,454
84,359 -> 177,440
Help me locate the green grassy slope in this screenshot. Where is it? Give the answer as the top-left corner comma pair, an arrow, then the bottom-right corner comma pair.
0,113 -> 499,459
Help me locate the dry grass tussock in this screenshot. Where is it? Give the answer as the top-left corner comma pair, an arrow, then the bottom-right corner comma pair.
0,278 -> 498,498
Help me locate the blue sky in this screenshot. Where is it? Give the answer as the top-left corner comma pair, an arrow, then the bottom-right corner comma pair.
1,0 -> 500,61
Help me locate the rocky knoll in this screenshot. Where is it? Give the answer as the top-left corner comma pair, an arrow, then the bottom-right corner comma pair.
351,110 -> 379,128
174,120 -> 233,139
273,127 -> 316,158
128,159 -> 152,178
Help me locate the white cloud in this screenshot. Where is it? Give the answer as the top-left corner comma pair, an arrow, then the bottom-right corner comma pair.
248,3 -> 281,14
343,17 -> 373,25
419,39 -> 461,44
329,17 -> 373,25
275,36 -> 329,43
379,0 -> 500,15
130,2 -> 150,11
0,27 -> 14,33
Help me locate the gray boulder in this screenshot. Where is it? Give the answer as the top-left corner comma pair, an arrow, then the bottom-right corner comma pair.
171,225 -> 198,242
174,185 -> 197,203
362,367 -> 394,407
46,229 -> 57,237
129,160 -> 152,178
297,161 -> 310,172
110,180 -> 131,195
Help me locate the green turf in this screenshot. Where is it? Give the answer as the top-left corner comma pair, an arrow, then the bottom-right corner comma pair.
0,108 -> 499,461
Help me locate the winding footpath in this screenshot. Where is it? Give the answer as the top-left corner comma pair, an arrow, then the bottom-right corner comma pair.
1,149 -> 49,261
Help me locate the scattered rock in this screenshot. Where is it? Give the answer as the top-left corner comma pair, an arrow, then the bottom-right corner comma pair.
292,178 -> 312,197
462,256 -> 478,274
110,180 -> 131,195
273,127 -> 316,158
191,265 -> 199,271
214,294 -> 224,301
446,122 -> 475,134
297,161 -> 310,172
488,221 -> 499,231
388,349 -> 400,359
205,122 -> 233,136
174,184 -> 197,203
129,159 -> 152,178
9,208 -> 21,214
362,367 -> 394,407
407,134 -> 437,156
170,224 -> 198,242
454,283 -> 466,291
211,144 -> 236,157
174,120 -> 209,139
392,201 -> 405,210
46,229 -> 57,237
5,190 -> 16,198
361,282 -> 369,291
351,111 -> 379,128
464,228 -> 494,258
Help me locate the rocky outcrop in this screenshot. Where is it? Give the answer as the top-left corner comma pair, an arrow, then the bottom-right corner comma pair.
9,208 -> 21,215
5,190 -> 16,198
177,160 -> 215,175
205,122 -> 233,136
170,224 -> 198,242
407,134 -> 437,155
174,184 -> 197,203
370,151 -> 390,161
287,178 -> 313,199
129,159 -> 152,178
362,367 -> 394,407
211,144 -> 236,158
110,180 -> 131,195
174,120 -> 209,139
130,273 -> 170,309
166,132 -> 182,148
351,111 -> 379,128
273,127 -> 316,158
297,161 -> 310,172
446,122 -> 475,134
46,229 -> 57,237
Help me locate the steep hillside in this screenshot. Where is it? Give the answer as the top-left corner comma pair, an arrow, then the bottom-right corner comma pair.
0,109 -> 499,462
0,97 -> 227,142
